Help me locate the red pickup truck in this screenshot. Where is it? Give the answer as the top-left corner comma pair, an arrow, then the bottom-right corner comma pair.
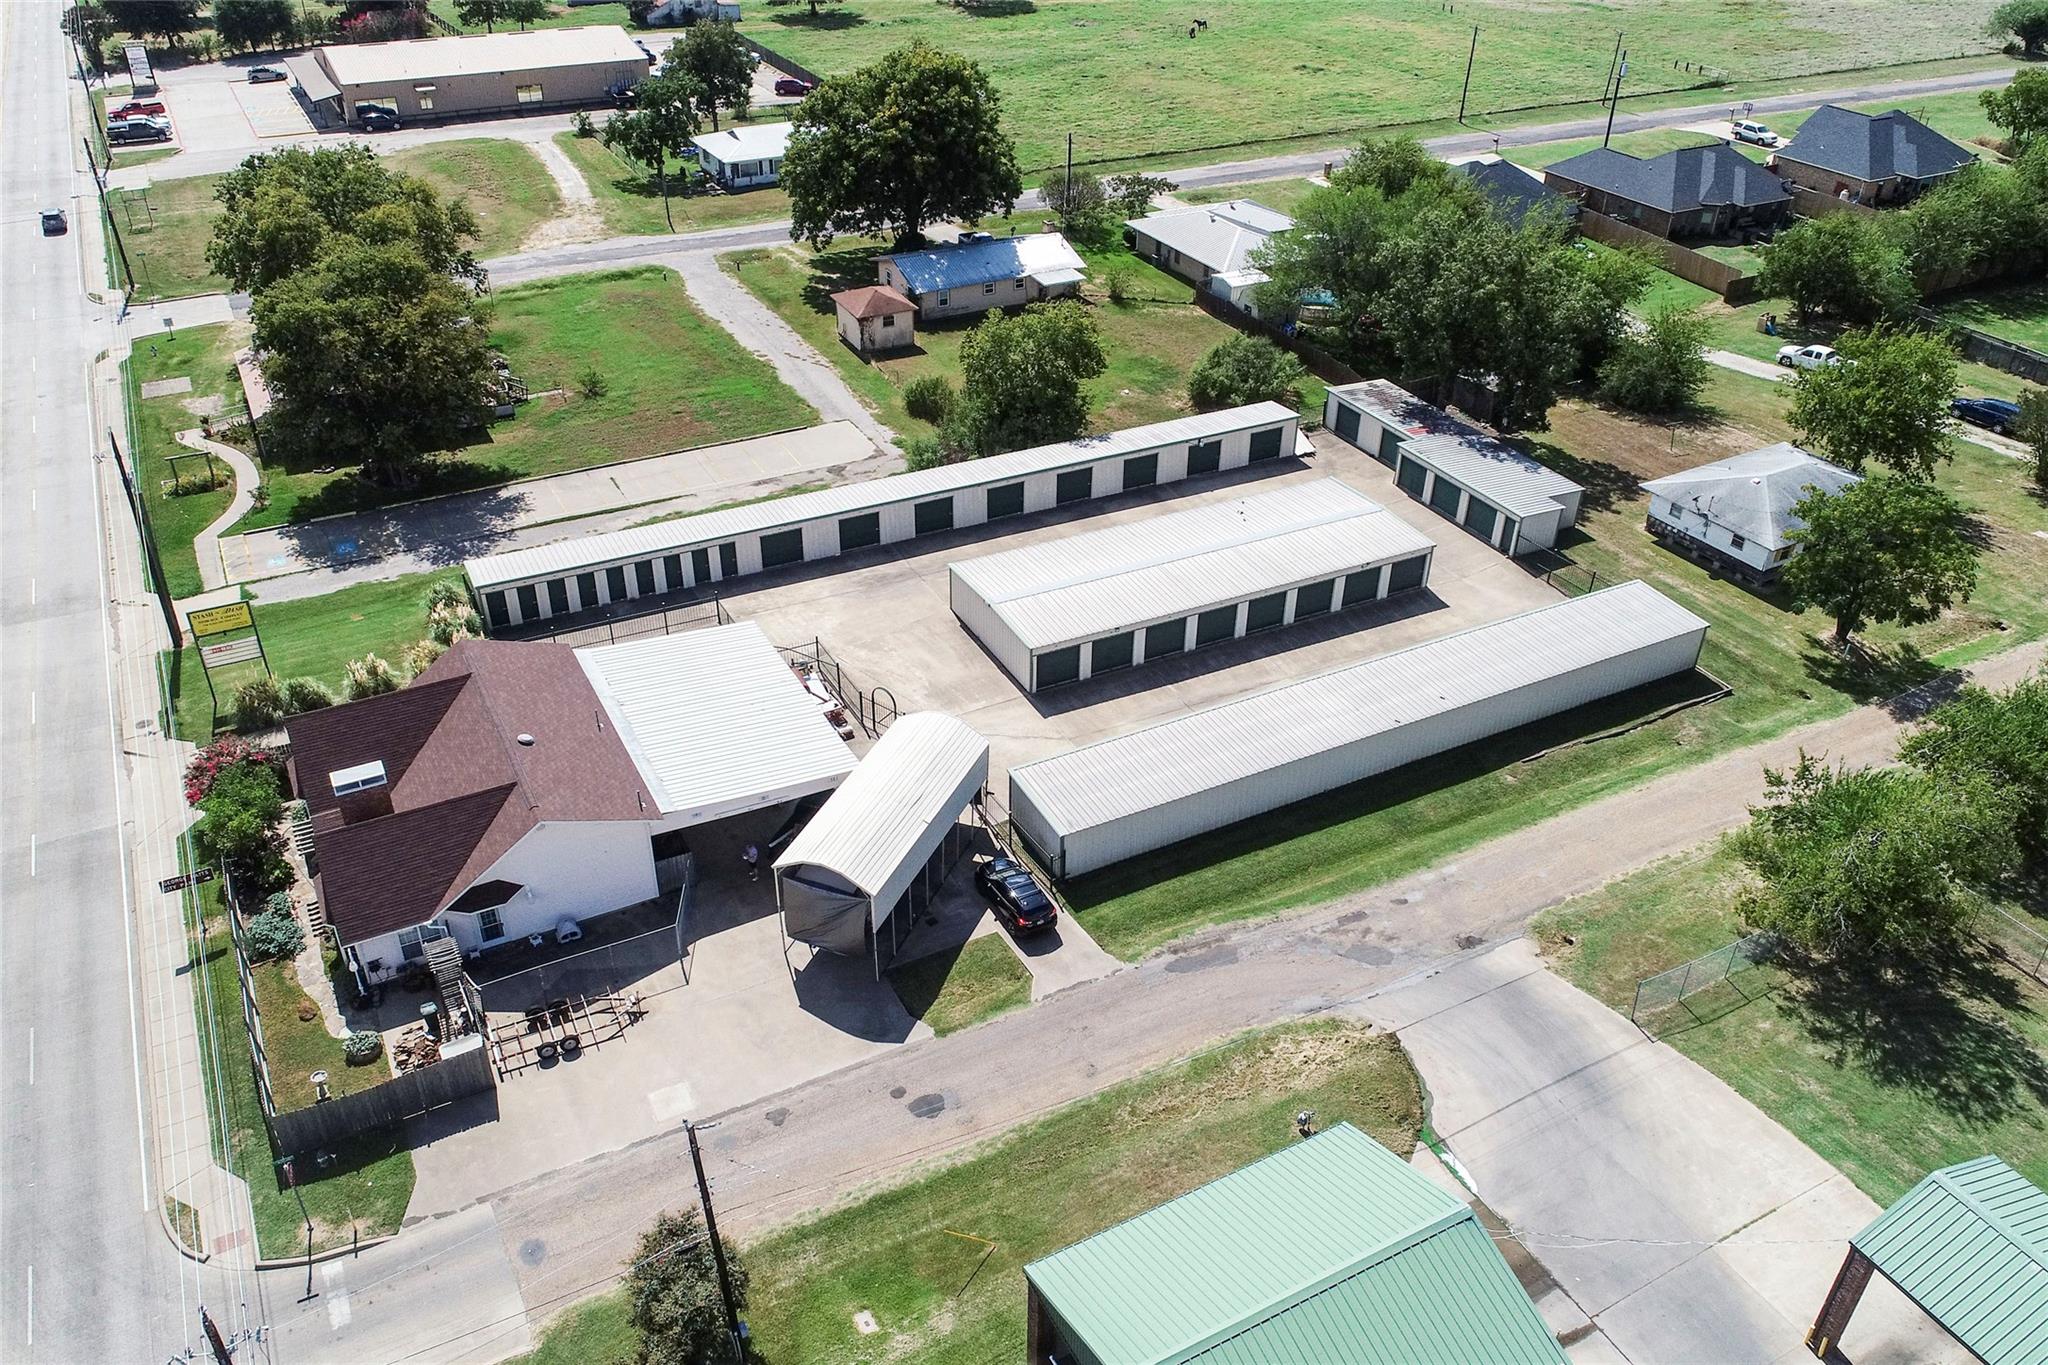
109,98 -> 168,120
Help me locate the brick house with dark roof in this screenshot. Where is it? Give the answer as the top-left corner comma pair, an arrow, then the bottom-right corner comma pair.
1770,105 -> 1976,205
1542,142 -> 1792,240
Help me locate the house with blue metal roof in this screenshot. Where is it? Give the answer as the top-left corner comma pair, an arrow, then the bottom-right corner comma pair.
876,232 -> 1086,322
1023,1122 -> 1566,1365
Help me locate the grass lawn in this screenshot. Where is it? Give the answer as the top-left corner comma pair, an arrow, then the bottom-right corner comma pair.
162,568 -> 462,740
887,935 -> 1032,1036
1180,177 -> 1324,218
108,173 -> 231,302
1696,242 -> 1765,274
1932,278 -> 2048,353
554,130 -> 794,237
1502,126 -> 1723,170
1532,844 -> 2048,1202
429,0 -> 635,31
125,321 -> 250,599
738,1 -> 2001,175
1066,368 -> 2048,961
240,266 -> 815,530
249,948 -> 390,1111
725,233 -> 1246,439
1694,294 -> 2036,403
188,879 -> 415,1256
513,1018 -> 1423,1365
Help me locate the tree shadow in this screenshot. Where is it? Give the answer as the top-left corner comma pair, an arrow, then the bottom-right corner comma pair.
1776,938 -> 2048,1128
1517,435 -> 1643,515
795,246 -> 896,319
1798,636 -> 1953,714
951,0 -> 1038,14
765,7 -> 868,29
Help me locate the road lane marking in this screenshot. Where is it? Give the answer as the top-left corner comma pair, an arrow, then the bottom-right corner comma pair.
27,835 -> 34,877
28,578 -> 34,605
27,1029 -> 33,1085
25,1264 -> 31,1347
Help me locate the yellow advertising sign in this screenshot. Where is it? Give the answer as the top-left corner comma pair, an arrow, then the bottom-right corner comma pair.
188,601 -> 255,638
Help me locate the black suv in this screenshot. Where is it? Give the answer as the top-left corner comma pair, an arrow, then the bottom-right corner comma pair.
974,857 -> 1058,936
358,107 -> 400,131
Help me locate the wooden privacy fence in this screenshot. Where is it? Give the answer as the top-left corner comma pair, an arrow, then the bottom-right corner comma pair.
1575,210 -> 1761,304
268,1043 -> 494,1155
1785,185 -> 1878,220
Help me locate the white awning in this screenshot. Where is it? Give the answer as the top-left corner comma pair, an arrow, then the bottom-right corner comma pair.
1031,267 -> 1086,287
289,56 -> 340,104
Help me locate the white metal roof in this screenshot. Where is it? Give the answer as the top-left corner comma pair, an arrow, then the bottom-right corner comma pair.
317,26 -> 649,87
1011,581 -> 1708,840
1126,201 -> 1293,274
466,404 -> 1298,589
576,621 -> 854,820
1640,443 -> 1860,550
289,54 -> 341,103
774,713 -> 989,908
1399,433 -> 1583,520
691,121 -> 790,163
951,479 -> 1435,651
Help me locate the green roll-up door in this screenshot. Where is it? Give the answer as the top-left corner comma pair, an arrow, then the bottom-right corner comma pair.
1056,467 -> 1092,504
1293,579 -> 1335,618
634,560 -> 657,594
1387,554 -> 1428,593
1396,455 -> 1428,497
1144,619 -> 1186,658
718,542 -> 738,578
484,590 -> 510,629
1463,497 -> 1499,542
1376,427 -> 1401,468
606,565 -> 628,600
1342,566 -> 1383,607
1428,473 -> 1462,517
760,528 -> 804,568
576,571 -> 598,607
546,579 -> 570,615
689,548 -> 710,585
662,554 -> 683,590
914,497 -> 955,535
1122,452 -> 1158,489
516,583 -> 540,619
1186,440 -> 1222,475
986,482 -> 1025,520
1194,604 -> 1238,647
1035,645 -> 1081,689
1333,403 -> 1360,445
1245,592 -> 1287,632
1090,631 -> 1134,673
1248,426 -> 1284,461
838,512 -> 881,551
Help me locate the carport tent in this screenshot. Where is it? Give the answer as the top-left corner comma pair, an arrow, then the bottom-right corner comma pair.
775,713 -> 990,973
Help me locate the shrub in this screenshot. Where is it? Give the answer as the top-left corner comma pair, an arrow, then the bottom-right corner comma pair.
1099,259 -> 1136,304
344,654 -> 402,699
1597,306 -> 1711,413
423,579 -> 469,613
233,676 -> 287,730
264,890 -> 294,917
279,677 -> 336,714
184,735 -> 281,805
578,364 -> 610,399
901,435 -> 951,471
626,1208 -> 749,1365
244,907 -> 306,963
403,637 -> 448,676
342,1030 -> 384,1066
426,599 -> 483,646
572,109 -> 596,138
903,374 -> 956,424
196,761 -> 287,892
1187,333 -> 1307,410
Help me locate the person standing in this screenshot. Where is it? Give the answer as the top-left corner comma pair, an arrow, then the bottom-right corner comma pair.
742,842 -> 760,881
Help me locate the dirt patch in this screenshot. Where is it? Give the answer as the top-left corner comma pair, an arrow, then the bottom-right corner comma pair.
1544,396 -> 1777,481
1108,1021 -> 1381,1133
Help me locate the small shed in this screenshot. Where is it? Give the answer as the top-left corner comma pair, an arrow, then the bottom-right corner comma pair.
831,285 -> 916,355
774,713 -> 990,975
1808,1155 -> 2047,1364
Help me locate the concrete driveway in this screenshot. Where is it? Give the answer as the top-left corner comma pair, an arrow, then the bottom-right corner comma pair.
1362,940 -> 1966,1365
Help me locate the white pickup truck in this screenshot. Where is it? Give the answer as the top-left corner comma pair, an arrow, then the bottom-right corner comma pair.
1776,343 -> 1843,371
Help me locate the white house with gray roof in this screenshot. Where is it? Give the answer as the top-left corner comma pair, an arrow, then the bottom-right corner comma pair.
1126,199 -> 1292,315
1640,443 -> 1860,585
691,121 -> 791,189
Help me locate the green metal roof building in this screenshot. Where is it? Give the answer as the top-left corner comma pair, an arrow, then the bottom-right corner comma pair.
1808,1155 -> 2048,1364
1021,1123 -> 1565,1365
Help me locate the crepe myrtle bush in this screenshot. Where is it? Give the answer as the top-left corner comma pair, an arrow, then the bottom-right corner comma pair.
183,734 -> 282,805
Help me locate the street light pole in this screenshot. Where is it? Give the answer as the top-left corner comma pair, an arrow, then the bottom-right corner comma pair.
277,1157 -> 318,1302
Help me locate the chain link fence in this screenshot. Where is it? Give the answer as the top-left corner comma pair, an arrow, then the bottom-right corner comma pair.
1630,931 -> 1782,1035
1980,903 -> 2048,983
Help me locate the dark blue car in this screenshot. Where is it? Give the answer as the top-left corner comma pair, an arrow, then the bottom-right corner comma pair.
974,856 -> 1058,936
1952,396 -> 2023,434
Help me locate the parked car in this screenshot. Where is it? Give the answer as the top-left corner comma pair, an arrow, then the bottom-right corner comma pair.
1952,396 -> 2024,434
773,76 -> 816,97
247,65 -> 288,83
1731,119 -> 1778,147
357,107 -> 400,131
40,209 -> 67,235
974,856 -> 1058,936
106,117 -> 171,144
1776,343 -> 1842,370
108,98 -> 166,119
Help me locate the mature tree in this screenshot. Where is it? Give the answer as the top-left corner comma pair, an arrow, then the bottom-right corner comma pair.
1755,215 -> 1914,324
626,1208 -> 748,1365
1188,334 -> 1307,410
1788,326 -> 1957,479
601,66 -> 702,231
213,0 -> 295,52
783,42 -> 1021,248
62,4 -> 117,75
1902,674 -> 2048,858
1732,754 -> 2016,959
196,757 -> 290,893
208,145 -> 483,293
1040,170 -> 1114,244
1983,67 -> 2048,149
453,0 -> 548,31
1253,181 -> 1413,330
1598,305 -> 1711,412
1888,162 -> 2048,286
1103,172 -> 1177,220
106,0 -> 199,45
944,301 -> 1106,456
768,0 -> 846,18
2017,386 -> 2048,488
669,22 -> 753,131
251,238 -> 498,486
1783,475 -> 1978,645
1989,0 -> 2048,55
1332,134 -> 1465,198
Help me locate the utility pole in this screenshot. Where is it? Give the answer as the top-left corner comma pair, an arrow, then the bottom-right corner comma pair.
1456,26 -> 1479,124
106,431 -> 183,647
686,1120 -> 745,1359
277,1157 -> 318,1302
1064,132 -> 1073,224
1601,31 -> 1622,111
1603,52 -> 1628,148
199,1307 -> 235,1365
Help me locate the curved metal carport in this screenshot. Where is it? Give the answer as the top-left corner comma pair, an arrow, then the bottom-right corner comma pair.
774,713 -> 990,977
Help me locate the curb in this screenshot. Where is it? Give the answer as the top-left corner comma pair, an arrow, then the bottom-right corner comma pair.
255,1233 -> 398,1271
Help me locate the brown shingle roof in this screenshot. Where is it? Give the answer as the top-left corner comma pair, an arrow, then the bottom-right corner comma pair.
832,284 -> 914,320
286,640 -> 649,946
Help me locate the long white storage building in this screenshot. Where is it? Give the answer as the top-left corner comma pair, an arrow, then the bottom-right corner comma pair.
464,404 -> 1306,632
1008,581 -> 1709,878
949,479 -> 1436,692
1323,379 -> 1583,555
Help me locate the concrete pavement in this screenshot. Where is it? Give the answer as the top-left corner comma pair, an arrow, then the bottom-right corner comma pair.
1362,939 -> 1965,1364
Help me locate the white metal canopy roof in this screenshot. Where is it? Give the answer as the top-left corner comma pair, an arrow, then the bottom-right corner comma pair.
1011,581 -> 1708,840
576,621 -> 854,822
775,713 -> 989,909
1126,200 -> 1293,275
466,404 -> 1298,589
1399,433 -> 1583,521
317,25 -> 649,86
951,479 -> 1435,651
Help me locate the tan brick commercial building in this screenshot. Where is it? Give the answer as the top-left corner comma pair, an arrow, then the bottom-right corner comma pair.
294,26 -> 652,126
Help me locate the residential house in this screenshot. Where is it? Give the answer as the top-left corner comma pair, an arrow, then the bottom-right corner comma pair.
1024,1123 -> 1566,1365
830,284 -> 915,354
285,625 -> 854,985
691,121 -> 790,189
1542,142 -> 1792,239
1125,199 -> 1292,316
1640,442 -> 1860,585
875,232 -> 1086,323
1770,105 -> 1976,205
1451,154 -> 1580,226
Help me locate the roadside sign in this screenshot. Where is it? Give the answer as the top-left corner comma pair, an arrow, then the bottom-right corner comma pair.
200,636 -> 264,667
158,867 -> 218,894
188,601 -> 255,638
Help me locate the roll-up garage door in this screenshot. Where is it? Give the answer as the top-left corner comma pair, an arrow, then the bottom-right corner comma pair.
1428,474 -> 1462,518
1387,555 -> 1428,593
1055,468 -> 1093,505
986,482 -> 1025,520
1194,604 -> 1238,647
1463,497 -> 1499,543
1293,579 -> 1335,618
1090,631 -> 1135,673
839,511 -> 881,551
1035,645 -> 1082,689
1245,592 -> 1287,632
914,497 -> 955,535
1333,403 -> 1360,446
760,528 -> 804,569
1396,455 -> 1428,498
1143,619 -> 1186,658
1186,440 -> 1222,475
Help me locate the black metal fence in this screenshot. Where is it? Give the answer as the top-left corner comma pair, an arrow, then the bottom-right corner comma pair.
779,636 -> 899,738
525,596 -> 732,648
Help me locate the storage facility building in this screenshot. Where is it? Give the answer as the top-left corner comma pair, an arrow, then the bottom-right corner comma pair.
1323,378 -> 1488,469
949,479 -> 1436,692
294,26 -> 653,125
1393,433 -> 1583,555
1008,581 -> 1708,878
464,404 -> 1307,632
775,713 -> 989,974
